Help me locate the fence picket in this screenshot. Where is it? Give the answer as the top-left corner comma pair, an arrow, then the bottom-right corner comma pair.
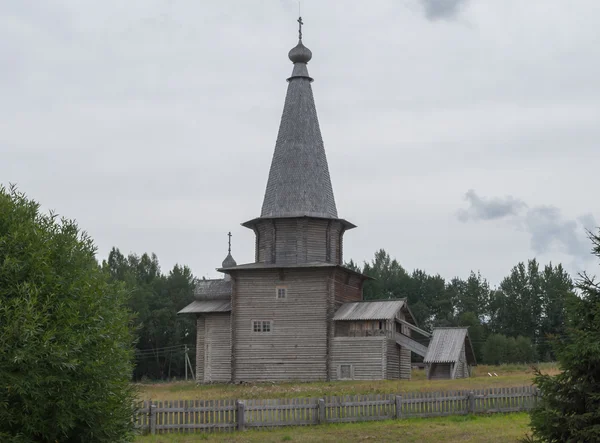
135,384 -> 538,433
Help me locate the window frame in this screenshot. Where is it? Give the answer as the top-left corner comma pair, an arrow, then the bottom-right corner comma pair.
275,285 -> 288,300
252,320 -> 273,333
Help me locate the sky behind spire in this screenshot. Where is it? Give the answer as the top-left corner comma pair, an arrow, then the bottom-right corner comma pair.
1,0 -> 599,285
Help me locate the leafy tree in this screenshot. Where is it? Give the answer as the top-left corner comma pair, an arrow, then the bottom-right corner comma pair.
512,336 -> 536,364
102,248 -> 196,380
528,230 -> 600,442
0,186 -> 136,442
457,312 -> 486,363
482,334 -> 508,365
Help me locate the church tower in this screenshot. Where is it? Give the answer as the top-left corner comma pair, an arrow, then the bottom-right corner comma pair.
221,18 -> 369,383
241,20 -> 355,265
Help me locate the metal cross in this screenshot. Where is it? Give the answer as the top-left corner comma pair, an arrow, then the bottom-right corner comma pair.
227,231 -> 232,254
297,16 -> 303,40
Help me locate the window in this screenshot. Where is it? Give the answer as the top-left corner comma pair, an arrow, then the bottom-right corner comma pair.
339,364 -> 353,380
276,285 -> 287,299
252,320 -> 272,333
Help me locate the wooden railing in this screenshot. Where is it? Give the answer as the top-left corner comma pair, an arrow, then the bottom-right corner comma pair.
135,385 -> 538,434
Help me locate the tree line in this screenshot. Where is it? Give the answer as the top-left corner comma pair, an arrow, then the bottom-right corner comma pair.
347,250 -> 576,365
103,242 -> 576,381
102,248 -> 196,381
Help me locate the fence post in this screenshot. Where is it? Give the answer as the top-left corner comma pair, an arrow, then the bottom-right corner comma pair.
150,403 -> 157,435
467,391 -> 475,414
318,399 -> 325,424
236,400 -> 245,431
395,395 -> 403,419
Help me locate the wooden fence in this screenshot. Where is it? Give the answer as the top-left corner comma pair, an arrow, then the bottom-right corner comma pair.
135,385 -> 538,434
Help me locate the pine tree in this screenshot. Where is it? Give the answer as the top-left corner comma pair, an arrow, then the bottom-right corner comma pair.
528,229 -> 600,442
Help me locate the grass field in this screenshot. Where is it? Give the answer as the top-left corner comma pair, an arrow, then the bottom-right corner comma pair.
136,412 -> 531,442
136,363 -> 557,401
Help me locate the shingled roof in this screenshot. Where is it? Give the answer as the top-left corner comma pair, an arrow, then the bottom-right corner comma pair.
259,39 -> 338,220
424,327 -> 477,366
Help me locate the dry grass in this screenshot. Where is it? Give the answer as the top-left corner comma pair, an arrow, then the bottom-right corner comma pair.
136,412 -> 530,442
136,363 -> 558,402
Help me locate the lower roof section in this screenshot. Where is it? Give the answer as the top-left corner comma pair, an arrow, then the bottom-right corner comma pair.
333,299 -> 408,321
241,215 -> 356,230
178,300 -> 231,315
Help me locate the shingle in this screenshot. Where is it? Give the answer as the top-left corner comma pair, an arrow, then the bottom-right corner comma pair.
333,300 -> 406,321
260,42 -> 338,220
194,279 -> 231,298
424,328 -> 476,365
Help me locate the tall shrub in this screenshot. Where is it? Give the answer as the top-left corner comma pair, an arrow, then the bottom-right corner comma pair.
0,186 -> 136,442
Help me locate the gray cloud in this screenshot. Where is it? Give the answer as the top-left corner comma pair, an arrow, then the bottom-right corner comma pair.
457,189 -> 527,222
420,0 -> 469,20
458,190 -> 598,264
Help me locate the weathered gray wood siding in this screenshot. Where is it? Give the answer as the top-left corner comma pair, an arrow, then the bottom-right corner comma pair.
386,339 -> 400,379
455,343 -> 468,379
331,337 -> 386,380
333,270 -> 363,308
428,363 -> 452,380
232,268 -> 329,382
195,316 -> 205,383
253,218 -> 345,265
396,309 -> 412,380
203,313 -> 231,383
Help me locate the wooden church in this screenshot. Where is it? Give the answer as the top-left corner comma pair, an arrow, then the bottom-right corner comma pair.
179,20 -> 473,383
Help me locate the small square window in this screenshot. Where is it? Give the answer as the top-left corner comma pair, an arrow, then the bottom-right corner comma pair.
276,286 -> 287,299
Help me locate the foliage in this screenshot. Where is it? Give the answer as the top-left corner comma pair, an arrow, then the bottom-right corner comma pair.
482,334 -> 535,365
0,186 -> 136,443
102,248 -> 196,381
356,249 -> 575,364
528,230 -> 600,443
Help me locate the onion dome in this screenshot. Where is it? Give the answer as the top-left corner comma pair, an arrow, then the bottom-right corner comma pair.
222,252 -> 236,268
288,41 -> 312,64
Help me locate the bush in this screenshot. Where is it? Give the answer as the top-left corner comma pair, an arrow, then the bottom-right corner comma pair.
482,334 -> 535,364
0,186 -> 136,442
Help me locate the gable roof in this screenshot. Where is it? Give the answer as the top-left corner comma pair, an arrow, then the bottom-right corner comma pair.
333,299 -> 407,321
424,327 -> 477,366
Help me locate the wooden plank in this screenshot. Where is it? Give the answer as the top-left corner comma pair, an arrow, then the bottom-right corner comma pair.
396,319 -> 431,337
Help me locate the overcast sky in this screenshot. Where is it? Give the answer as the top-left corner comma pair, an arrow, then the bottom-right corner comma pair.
2,0 -> 599,286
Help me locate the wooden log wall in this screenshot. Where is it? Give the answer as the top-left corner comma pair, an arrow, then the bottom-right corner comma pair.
397,309 -> 412,380
195,316 -> 205,383
330,337 -> 386,380
386,339 -> 400,380
204,313 -> 231,383
253,218 -> 345,265
135,386 -> 539,434
333,270 -> 363,308
232,269 -> 330,382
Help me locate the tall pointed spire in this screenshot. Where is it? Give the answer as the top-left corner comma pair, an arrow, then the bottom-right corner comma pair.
259,18 -> 338,219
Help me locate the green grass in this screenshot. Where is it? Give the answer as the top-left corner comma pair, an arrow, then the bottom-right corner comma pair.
136,363 -> 557,402
136,412 -> 531,442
